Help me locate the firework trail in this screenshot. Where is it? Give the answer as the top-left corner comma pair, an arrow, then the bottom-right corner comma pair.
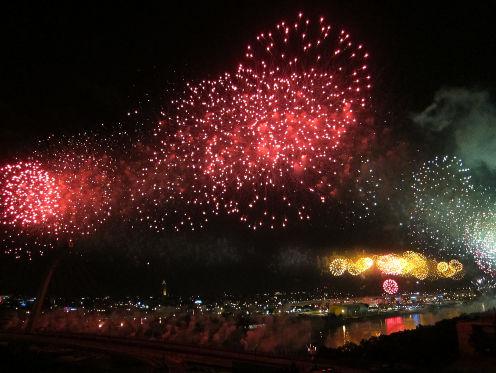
148,13 -> 377,231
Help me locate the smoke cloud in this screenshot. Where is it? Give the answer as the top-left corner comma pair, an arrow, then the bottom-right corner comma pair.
5,310 -> 311,354
414,88 -> 496,173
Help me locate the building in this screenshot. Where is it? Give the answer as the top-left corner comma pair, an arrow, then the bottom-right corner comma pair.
328,303 -> 369,316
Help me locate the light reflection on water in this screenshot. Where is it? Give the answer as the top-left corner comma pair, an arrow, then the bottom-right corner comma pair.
325,303 -> 486,348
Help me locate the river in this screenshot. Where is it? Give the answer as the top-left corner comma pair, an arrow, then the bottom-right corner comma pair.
324,300 -> 493,348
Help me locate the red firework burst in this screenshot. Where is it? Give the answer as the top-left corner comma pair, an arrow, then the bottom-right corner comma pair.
150,13 -> 375,231
0,135 -> 117,256
0,162 -> 61,228
382,279 -> 399,295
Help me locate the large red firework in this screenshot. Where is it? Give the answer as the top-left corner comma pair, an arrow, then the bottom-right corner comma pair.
0,135 -> 116,257
150,13 -> 375,230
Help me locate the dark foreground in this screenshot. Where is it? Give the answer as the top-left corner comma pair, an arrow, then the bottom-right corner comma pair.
1,312 -> 495,372
0,342 -> 150,372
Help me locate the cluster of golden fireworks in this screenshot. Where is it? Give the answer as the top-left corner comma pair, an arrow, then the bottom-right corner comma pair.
436,260 -> 464,278
328,251 -> 464,280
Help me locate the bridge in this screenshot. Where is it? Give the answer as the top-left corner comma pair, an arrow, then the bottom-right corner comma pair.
0,332 -> 359,372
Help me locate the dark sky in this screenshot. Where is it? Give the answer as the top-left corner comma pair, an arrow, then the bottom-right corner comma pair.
1,1 -> 495,156
0,1 -> 495,297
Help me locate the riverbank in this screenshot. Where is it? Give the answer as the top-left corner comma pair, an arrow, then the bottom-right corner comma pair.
318,310 -> 496,371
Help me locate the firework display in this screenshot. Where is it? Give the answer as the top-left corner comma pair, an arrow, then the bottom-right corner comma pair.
409,156 -> 496,277
328,257 -> 349,276
0,134 -> 117,257
37,136 -> 115,237
409,156 -> 481,254
402,251 -> 429,280
350,256 -> 374,275
0,162 -> 61,228
0,12 -> 380,259
1,9 -> 495,291
148,12 -> 376,231
466,211 -> 496,276
328,251 -> 464,279
382,279 -> 399,294
376,254 -> 408,276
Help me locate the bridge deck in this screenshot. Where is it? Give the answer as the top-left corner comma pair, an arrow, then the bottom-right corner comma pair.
0,332 -> 356,372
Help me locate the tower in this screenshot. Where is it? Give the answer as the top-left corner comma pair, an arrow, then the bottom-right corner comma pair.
162,280 -> 167,297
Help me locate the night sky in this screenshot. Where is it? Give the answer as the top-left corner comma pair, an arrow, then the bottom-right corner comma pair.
1,2 -> 495,297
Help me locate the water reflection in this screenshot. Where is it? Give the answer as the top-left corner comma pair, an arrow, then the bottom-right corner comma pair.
325,302 -> 487,348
